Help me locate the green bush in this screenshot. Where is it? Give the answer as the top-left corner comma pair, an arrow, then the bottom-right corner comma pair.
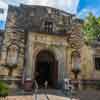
0,81 -> 9,97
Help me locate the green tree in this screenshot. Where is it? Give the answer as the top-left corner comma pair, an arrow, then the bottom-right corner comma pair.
82,12 -> 100,43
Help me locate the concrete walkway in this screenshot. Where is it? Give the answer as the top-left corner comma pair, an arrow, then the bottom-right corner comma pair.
77,89 -> 100,100
0,89 -> 79,100
4,95 -> 79,100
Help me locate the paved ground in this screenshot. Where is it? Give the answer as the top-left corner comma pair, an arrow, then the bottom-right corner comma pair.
0,89 -> 79,100
1,89 -> 100,100
4,95 -> 79,100
76,89 -> 100,100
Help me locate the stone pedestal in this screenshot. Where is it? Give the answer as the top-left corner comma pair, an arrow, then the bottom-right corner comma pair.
24,79 -> 33,91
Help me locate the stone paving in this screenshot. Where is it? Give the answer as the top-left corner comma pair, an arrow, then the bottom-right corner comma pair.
3,95 -> 79,100
0,89 -> 79,100
1,89 -> 100,100
3,90 -> 99,100
76,89 -> 100,100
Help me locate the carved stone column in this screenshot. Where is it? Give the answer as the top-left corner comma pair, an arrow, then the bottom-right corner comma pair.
24,32 -> 34,91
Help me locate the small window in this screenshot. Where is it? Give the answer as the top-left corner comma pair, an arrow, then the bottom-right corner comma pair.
44,21 -> 53,33
95,57 -> 100,70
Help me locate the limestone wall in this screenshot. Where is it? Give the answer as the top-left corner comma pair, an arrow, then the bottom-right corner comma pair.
80,45 -> 94,79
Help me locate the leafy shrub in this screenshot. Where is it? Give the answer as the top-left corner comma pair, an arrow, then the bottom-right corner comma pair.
0,81 -> 9,97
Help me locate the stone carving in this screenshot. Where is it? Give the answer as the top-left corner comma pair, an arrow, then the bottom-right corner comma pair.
6,44 -> 18,66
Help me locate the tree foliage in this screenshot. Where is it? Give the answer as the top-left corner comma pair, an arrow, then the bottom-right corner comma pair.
0,81 -> 9,97
82,12 -> 100,43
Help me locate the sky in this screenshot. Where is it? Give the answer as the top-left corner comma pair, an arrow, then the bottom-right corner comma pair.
0,0 -> 100,29
78,0 -> 100,19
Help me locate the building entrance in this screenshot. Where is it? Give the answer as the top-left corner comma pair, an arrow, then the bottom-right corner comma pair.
35,50 -> 58,88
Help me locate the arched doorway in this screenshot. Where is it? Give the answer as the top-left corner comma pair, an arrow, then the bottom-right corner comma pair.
34,50 -> 58,88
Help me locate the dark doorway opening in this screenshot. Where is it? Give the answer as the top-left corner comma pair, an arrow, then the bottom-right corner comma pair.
35,50 -> 58,88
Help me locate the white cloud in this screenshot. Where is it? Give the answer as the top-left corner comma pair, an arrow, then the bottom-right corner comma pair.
21,0 -> 79,14
0,0 -> 8,21
77,7 -> 100,19
2,0 -> 79,13
2,0 -> 20,6
77,8 -> 89,19
0,0 -> 80,22
58,0 -> 79,13
0,0 -> 8,8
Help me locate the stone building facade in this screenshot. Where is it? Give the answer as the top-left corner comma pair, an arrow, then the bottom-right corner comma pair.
0,4 -> 99,89
81,42 -> 100,81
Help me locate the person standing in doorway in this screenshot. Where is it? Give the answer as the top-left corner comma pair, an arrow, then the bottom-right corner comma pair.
34,80 -> 39,100
44,80 -> 48,89
44,80 -> 49,100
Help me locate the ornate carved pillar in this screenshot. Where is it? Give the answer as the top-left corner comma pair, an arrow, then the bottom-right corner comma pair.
23,32 -> 34,91
26,36 -> 33,78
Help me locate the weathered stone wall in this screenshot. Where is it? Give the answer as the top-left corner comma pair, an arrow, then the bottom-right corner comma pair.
0,6 -> 25,78
80,44 -> 100,80
0,4 -> 84,82
80,45 -> 94,79
92,45 -> 100,79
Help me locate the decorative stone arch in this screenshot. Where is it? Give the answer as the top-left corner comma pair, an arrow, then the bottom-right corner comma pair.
33,46 -> 59,62
24,44 -> 68,89
32,46 -> 60,87
33,47 -> 59,70
32,46 -> 60,76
